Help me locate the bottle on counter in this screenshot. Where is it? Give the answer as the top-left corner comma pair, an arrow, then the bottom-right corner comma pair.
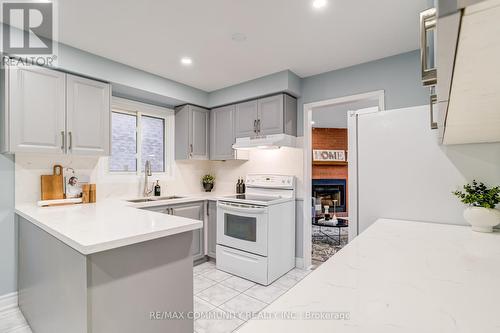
236,178 -> 241,194
154,180 -> 161,196
241,178 -> 246,194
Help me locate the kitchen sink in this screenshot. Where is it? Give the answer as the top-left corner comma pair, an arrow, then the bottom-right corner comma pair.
127,196 -> 184,203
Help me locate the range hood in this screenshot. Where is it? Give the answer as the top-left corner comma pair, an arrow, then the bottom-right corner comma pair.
232,134 -> 296,150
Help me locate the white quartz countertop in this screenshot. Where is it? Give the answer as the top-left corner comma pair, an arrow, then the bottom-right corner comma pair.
15,199 -> 203,255
237,218 -> 500,333
125,192 -> 231,209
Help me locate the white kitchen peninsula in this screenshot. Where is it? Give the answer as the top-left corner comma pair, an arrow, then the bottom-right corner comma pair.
237,219 -> 500,333
15,200 -> 203,333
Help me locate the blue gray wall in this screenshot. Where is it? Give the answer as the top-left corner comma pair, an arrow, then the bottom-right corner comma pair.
298,50 -> 429,135
208,70 -> 301,108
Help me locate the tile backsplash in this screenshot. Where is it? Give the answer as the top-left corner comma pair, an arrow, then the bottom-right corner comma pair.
14,146 -> 304,205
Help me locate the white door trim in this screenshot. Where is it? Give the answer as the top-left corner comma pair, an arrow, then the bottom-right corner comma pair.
302,90 -> 385,269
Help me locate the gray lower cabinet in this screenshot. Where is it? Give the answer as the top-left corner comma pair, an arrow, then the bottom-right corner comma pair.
144,202 -> 205,261
18,216 -> 194,333
207,201 -> 217,258
175,105 -> 209,160
171,203 -> 204,261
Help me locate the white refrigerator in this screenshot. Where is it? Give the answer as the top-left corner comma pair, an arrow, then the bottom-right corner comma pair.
348,105 -> 500,237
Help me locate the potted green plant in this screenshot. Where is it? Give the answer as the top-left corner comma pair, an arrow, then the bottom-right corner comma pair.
202,174 -> 215,192
453,180 -> 500,232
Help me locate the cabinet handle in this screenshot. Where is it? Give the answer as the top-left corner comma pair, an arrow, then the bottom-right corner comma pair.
189,144 -> 193,158
257,119 -> 261,134
253,120 -> 257,134
420,8 -> 437,86
430,93 -> 438,130
61,131 -> 65,151
68,131 -> 73,151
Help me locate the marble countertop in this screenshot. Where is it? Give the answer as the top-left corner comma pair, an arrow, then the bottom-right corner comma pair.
15,199 -> 204,255
237,218 -> 500,333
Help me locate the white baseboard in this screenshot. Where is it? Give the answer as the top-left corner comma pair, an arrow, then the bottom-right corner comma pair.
0,291 -> 18,312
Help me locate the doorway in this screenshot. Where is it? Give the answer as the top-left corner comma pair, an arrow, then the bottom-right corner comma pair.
302,91 -> 385,269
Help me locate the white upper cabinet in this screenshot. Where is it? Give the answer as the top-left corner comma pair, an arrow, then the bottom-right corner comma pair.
423,0 -> 500,144
443,0 -> 500,144
66,74 -> 110,155
7,65 -> 66,154
1,64 -> 111,155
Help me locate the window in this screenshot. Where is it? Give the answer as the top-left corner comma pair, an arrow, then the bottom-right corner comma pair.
109,98 -> 172,174
140,115 -> 165,172
110,112 -> 137,172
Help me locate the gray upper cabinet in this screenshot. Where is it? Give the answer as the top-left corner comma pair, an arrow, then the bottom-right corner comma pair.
207,201 -> 217,259
175,105 -> 209,160
257,95 -> 284,136
5,65 -> 66,154
234,100 -> 259,138
1,64 -> 111,155
66,74 -> 110,156
233,93 -> 297,139
210,105 -> 235,160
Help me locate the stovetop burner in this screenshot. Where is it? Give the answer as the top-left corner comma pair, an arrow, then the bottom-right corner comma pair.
223,194 -> 281,203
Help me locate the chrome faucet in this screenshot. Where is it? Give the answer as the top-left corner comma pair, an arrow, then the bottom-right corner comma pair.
143,160 -> 154,197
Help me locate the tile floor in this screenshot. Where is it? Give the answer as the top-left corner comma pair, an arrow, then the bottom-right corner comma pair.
0,306 -> 32,333
193,261 -> 311,333
0,261 -> 311,333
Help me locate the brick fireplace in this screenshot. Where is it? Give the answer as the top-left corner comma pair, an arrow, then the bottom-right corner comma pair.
312,128 -> 348,217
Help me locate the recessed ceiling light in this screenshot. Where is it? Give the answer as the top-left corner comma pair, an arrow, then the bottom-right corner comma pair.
312,0 -> 327,9
180,57 -> 192,65
232,33 -> 247,42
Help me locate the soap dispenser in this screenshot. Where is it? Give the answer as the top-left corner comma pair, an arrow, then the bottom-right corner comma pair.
154,180 -> 161,196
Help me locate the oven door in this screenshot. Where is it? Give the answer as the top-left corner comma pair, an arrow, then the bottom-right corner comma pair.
217,201 -> 268,256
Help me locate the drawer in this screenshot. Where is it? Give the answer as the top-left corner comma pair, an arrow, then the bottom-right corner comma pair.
216,245 -> 269,285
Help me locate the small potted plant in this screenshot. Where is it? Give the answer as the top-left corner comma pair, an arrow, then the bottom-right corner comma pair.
453,180 -> 500,232
202,174 -> 215,192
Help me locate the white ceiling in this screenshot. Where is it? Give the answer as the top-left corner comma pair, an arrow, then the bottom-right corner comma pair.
56,0 -> 429,92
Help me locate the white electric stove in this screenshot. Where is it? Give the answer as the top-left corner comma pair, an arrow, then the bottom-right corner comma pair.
216,174 -> 296,285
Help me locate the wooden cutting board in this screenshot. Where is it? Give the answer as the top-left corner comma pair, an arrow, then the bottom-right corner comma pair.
41,165 -> 64,200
